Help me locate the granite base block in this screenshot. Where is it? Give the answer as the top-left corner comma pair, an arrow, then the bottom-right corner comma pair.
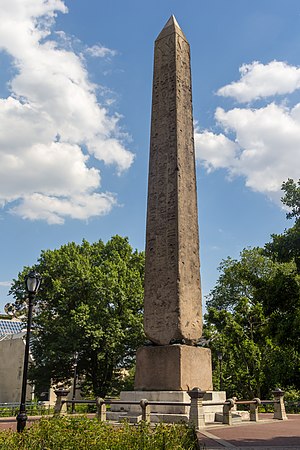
134,344 -> 213,391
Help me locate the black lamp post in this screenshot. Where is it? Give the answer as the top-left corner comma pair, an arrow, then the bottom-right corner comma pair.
72,351 -> 79,414
16,270 -> 41,433
217,351 -> 223,391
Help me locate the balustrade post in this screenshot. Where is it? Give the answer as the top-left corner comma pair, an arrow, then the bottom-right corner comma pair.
250,398 -> 261,422
232,396 -> 238,411
223,398 -> 235,425
96,397 -> 106,421
140,399 -> 150,423
54,389 -> 70,416
273,388 -> 287,420
188,387 -> 206,430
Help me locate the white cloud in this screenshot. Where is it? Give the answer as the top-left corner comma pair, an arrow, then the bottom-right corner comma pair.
195,102 -> 300,200
194,128 -> 238,173
0,281 -> 11,287
217,61 -> 300,102
0,0 -> 134,224
11,192 -> 117,225
85,44 -> 117,58
196,60 -> 300,202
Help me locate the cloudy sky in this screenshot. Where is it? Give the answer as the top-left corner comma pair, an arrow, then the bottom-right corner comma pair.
0,0 -> 299,312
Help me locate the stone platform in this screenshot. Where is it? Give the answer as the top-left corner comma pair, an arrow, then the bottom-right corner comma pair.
108,390 -> 226,424
135,345 -> 213,391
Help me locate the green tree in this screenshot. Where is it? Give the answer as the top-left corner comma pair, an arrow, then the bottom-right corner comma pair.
263,179 -> 300,358
265,178 -> 300,272
204,248 -> 300,398
204,179 -> 300,398
281,178 -> 300,221
204,248 -> 279,398
6,236 -> 145,398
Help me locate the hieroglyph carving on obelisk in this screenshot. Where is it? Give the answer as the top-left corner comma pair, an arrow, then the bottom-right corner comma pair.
144,16 -> 202,346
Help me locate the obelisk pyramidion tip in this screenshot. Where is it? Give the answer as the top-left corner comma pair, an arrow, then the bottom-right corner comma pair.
156,15 -> 187,42
163,15 -> 181,30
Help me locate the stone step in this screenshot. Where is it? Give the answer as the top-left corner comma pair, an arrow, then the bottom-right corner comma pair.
107,410 -> 216,424
215,412 -> 249,423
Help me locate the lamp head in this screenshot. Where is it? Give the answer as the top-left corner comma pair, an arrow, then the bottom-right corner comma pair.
73,351 -> 79,367
25,271 -> 41,295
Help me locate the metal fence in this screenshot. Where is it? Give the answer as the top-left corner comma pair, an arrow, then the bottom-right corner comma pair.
0,402 -> 52,417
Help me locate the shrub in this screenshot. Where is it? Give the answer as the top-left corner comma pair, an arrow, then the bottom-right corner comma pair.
0,416 -> 199,450
284,388 -> 300,414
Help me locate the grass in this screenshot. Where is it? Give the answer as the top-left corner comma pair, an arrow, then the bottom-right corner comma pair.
0,416 -> 199,450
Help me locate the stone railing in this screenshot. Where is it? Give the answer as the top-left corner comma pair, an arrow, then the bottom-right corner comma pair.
54,387 -> 288,430
221,390 -> 287,425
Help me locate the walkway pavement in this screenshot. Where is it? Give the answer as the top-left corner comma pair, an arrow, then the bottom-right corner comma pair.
197,414 -> 300,449
0,415 -> 43,431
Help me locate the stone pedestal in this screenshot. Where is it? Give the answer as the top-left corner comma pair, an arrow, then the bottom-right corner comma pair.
108,390 -> 226,424
273,388 -> 288,420
134,344 -> 213,391
112,390 -> 190,415
54,389 -> 70,416
188,388 -> 206,430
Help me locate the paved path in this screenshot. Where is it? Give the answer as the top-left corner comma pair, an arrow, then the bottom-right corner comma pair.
0,415 -> 44,431
197,414 -> 300,449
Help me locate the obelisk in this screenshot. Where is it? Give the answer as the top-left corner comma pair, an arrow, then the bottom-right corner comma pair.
135,16 -> 212,391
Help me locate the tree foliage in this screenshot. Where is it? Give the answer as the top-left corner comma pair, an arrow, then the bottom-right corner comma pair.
204,179 -> 300,399
265,178 -> 300,272
281,178 -> 300,221
7,236 -> 145,398
7,179 -> 300,401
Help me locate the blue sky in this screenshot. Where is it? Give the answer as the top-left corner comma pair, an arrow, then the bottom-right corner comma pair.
0,0 -> 299,312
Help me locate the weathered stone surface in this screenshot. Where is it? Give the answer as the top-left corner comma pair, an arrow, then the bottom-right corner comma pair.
144,15 -> 202,346
109,389 -> 225,423
111,390 -> 191,414
134,345 -> 213,391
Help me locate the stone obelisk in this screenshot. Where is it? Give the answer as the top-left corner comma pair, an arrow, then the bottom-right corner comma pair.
135,16 -> 212,391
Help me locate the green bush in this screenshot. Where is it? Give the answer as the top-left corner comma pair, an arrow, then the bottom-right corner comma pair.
258,388 -> 300,414
0,416 -> 199,450
66,403 -> 97,414
284,388 -> 300,414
